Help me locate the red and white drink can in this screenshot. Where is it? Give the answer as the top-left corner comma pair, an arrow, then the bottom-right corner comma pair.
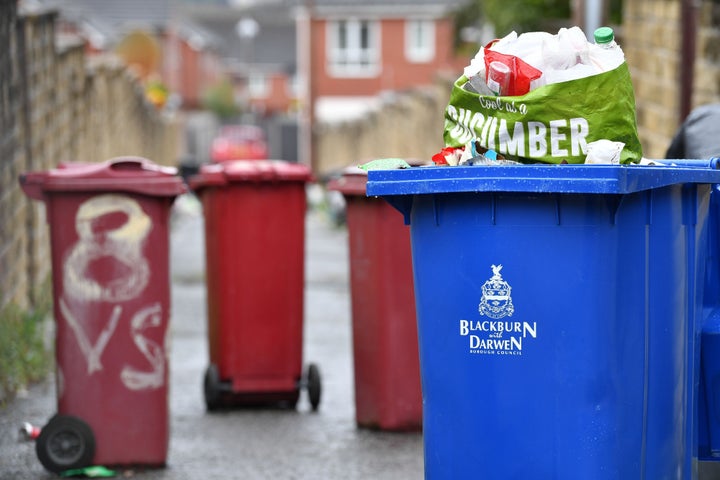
487,61 -> 511,96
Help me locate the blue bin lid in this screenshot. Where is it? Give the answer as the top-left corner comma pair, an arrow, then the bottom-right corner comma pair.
19,156 -> 187,200
366,163 -> 720,197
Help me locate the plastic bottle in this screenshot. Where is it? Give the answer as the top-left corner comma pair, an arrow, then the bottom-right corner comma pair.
594,27 -> 618,49
590,26 -> 624,72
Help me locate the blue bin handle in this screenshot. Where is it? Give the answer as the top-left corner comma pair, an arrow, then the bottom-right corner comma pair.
653,158 -> 720,169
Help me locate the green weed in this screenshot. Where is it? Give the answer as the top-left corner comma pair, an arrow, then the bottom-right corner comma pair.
0,284 -> 53,406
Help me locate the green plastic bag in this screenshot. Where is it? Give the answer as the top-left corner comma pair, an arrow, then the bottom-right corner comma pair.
443,62 -> 643,164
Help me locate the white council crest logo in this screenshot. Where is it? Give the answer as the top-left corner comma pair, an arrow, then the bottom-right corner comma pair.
478,264 -> 514,319
459,264 -> 537,356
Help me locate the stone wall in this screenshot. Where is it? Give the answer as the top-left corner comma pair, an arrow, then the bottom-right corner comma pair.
0,6 -> 179,311
313,78 -> 452,178
0,0 -> 27,310
693,2 -> 720,107
624,0 -> 720,159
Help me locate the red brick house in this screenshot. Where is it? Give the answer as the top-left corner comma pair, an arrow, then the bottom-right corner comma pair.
167,23 -> 225,110
298,0 -> 467,121
295,0 -> 470,168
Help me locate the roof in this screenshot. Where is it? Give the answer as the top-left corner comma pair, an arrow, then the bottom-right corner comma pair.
180,1 -> 297,73
305,0 -> 469,17
28,0 -> 468,72
38,0 -> 173,31
32,0 -> 195,50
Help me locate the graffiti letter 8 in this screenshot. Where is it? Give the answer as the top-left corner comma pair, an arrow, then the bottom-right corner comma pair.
63,194 -> 152,302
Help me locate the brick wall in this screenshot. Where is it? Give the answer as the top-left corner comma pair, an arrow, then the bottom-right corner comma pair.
0,6 -> 179,312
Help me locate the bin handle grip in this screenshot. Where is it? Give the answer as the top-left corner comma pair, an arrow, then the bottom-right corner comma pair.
107,156 -> 180,180
654,158 -> 720,169
108,157 -> 148,171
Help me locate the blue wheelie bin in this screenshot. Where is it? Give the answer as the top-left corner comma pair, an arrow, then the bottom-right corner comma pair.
367,162 -> 720,479
701,182 -> 720,463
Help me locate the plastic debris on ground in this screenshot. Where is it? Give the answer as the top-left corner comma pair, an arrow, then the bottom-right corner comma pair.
18,422 -> 41,441
59,466 -> 117,478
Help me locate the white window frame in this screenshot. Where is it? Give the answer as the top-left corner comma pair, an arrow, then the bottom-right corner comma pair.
405,19 -> 435,63
326,18 -> 380,78
248,73 -> 269,98
286,73 -> 301,98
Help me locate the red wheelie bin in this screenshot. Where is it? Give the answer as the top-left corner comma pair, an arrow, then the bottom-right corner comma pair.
189,160 -> 321,411
19,157 -> 186,474
328,168 -> 422,431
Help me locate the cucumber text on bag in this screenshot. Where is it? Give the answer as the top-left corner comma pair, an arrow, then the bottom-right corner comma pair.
443,62 -> 643,165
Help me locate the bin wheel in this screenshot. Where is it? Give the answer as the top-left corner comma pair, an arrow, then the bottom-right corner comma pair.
204,363 -> 222,411
35,414 -> 95,474
306,363 -> 322,412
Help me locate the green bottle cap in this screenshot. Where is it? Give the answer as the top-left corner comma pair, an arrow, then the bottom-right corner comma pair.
594,26 -> 615,44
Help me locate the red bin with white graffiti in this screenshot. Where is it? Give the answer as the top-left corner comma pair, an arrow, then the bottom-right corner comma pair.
19,157 -> 187,474
189,160 -> 321,412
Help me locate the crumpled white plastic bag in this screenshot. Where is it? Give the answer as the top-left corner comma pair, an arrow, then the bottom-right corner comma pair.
584,139 -> 626,164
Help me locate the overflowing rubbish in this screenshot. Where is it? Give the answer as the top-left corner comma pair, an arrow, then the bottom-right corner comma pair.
438,26 -> 643,166
432,142 -> 522,166
358,158 -> 412,171
584,139 -> 625,165
464,26 -> 624,96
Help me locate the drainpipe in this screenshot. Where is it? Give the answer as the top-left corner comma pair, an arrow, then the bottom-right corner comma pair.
584,0 -> 603,41
297,0 -> 315,172
574,0 -> 607,41
680,0 -> 698,120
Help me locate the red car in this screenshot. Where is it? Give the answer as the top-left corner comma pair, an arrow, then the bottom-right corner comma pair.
210,125 -> 268,162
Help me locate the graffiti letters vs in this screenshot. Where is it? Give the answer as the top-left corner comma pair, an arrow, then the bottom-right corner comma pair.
60,194 -> 166,390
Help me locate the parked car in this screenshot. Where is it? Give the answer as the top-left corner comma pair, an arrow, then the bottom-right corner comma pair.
210,124 -> 268,162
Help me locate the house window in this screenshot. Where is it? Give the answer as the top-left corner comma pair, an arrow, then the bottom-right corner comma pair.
405,19 -> 435,63
327,19 -> 380,77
